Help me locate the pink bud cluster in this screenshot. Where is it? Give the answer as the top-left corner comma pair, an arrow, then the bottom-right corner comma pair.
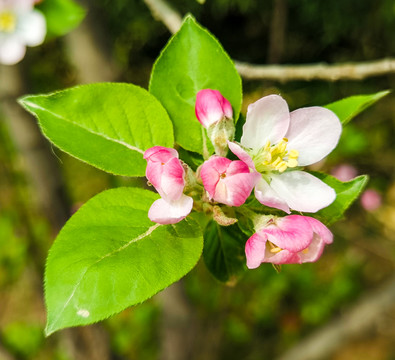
143,89 -> 340,268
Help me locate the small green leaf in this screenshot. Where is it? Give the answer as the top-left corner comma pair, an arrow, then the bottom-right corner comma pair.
311,172 -> 369,225
45,187 -> 203,335
37,0 -> 86,38
149,15 -> 242,154
325,90 -> 390,125
19,83 -> 174,177
203,221 -> 246,283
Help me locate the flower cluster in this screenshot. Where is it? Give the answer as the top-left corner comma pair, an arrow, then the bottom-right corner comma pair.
144,89 -> 342,269
0,0 -> 46,65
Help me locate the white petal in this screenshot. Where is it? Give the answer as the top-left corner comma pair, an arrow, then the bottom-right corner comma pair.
270,171 -> 336,213
0,37 -> 26,65
16,10 -> 46,46
241,95 -> 290,150
286,107 -> 342,166
148,195 -> 193,225
254,178 -> 290,213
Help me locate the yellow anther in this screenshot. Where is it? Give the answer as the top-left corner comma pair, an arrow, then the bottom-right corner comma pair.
287,158 -> 298,168
264,140 -> 271,151
270,246 -> 283,253
288,149 -> 299,159
276,161 -> 288,173
302,248 -> 309,254
0,11 -> 16,33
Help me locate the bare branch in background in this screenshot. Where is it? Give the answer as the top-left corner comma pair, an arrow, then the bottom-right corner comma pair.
142,0 -> 395,81
276,275 -> 395,360
236,58 -> 395,81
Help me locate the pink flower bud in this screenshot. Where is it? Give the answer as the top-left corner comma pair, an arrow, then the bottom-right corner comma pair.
144,146 -> 185,202
245,215 -> 333,268
331,164 -> 358,182
144,146 -> 193,224
200,156 -> 260,207
195,89 -> 233,128
360,189 -> 382,212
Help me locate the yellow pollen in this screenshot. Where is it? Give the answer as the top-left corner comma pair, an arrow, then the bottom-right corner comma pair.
302,248 -> 309,254
270,246 -> 283,253
254,138 -> 299,173
0,11 -> 16,33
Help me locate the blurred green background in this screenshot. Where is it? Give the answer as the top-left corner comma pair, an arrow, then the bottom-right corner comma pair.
1,0 -> 395,359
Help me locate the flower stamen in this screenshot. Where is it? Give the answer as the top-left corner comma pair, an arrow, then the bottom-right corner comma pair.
254,138 -> 299,173
0,11 -> 16,33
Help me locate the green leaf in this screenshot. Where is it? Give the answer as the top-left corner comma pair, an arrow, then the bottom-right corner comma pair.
37,0 -> 86,38
325,90 -> 390,125
45,187 -> 203,335
149,15 -> 242,154
203,221 -> 246,283
311,172 -> 369,225
19,83 -> 174,177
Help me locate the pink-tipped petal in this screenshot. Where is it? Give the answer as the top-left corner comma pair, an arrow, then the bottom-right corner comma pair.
286,107 -> 342,166
195,89 -> 233,128
269,171 -> 336,213
304,216 -> 333,244
227,141 -> 256,170
159,157 -> 185,201
144,146 -> 178,162
254,178 -> 290,213
262,215 -> 313,252
200,156 -> 230,198
200,156 -> 258,206
245,233 -> 268,269
298,235 -> 326,263
241,95 -> 290,150
148,195 -> 193,225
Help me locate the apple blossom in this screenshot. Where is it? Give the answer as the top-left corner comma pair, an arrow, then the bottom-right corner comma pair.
200,155 -> 260,207
0,0 -> 46,65
195,89 -> 235,157
229,94 -> 342,213
144,146 -> 193,224
245,215 -> 333,268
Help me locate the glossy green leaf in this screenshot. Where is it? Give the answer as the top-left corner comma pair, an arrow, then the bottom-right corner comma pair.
325,90 -> 390,125
45,187 -> 203,335
19,83 -> 174,177
203,221 -> 246,283
149,15 -> 242,154
37,0 -> 86,38
311,172 -> 369,225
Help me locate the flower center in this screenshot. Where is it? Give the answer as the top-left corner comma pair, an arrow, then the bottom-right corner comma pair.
0,11 -> 16,33
253,138 -> 299,173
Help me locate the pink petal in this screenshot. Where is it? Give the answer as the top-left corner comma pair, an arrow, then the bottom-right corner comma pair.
245,233 -> 268,269
254,178 -> 290,213
297,235 -> 326,263
144,146 -> 178,162
286,107 -> 342,166
262,215 -> 313,252
227,141 -> 256,170
159,157 -> 185,201
148,195 -> 193,225
195,89 -> 233,128
200,156 -> 230,198
304,216 -> 333,244
200,156 -> 258,206
241,95 -> 290,150
269,171 -> 336,213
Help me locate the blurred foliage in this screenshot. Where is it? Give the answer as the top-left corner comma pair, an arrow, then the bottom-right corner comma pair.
1,0 -> 395,358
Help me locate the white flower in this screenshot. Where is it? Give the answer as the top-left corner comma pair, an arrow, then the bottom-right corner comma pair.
229,94 -> 342,213
0,0 -> 46,65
